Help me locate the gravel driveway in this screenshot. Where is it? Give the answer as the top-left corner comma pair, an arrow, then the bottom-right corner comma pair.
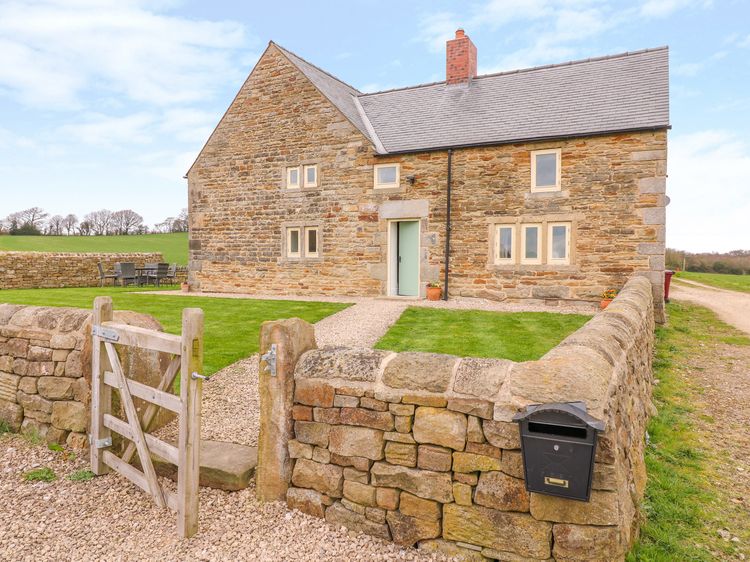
671,279 -> 750,335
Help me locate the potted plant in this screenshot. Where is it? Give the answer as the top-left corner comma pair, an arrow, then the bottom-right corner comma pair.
600,288 -> 618,309
181,282 -> 190,293
426,282 -> 442,301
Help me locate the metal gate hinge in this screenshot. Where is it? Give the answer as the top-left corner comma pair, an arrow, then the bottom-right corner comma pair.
261,344 -> 277,376
90,436 -> 112,449
92,325 -> 119,342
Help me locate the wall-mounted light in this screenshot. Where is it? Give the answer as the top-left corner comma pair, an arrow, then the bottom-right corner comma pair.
407,175 -> 416,185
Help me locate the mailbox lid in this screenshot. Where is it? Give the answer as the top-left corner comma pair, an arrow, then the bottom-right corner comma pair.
512,401 -> 605,432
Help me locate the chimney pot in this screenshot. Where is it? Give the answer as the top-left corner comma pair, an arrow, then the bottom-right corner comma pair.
446,28 -> 477,85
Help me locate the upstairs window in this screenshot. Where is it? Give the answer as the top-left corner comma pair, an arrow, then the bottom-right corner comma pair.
303,165 -> 318,188
548,222 -> 571,264
531,149 -> 561,192
495,225 -> 515,264
286,167 -> 300,189
374,163 -> 400,189
521,224 -> 542,264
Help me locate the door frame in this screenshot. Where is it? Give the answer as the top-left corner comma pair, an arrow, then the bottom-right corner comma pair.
386,219 -> 421,297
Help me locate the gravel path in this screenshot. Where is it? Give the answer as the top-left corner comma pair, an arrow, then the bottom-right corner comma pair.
671,280 -> 750,335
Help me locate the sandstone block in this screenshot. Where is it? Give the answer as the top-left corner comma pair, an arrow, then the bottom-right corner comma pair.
387,511 -> 441,546
453,482 -> 473,506
453,357 -> 511,398
467,416 -> 485,443
447,398 -> 494,420
288,439 -> 313,460
51,349 -> 69,362
0,356 -> 12,371
292,405 -> 313,421
417,445 -> 453,472
552,523 -> 623,560
343,467 -> 368,484
389,403 -> 415,416
17,390 -> 52,413
370,462 -> 453,503
5,339 -> 28,358
465,442 -> 502,459
443,503 -> 552,558
402,394 -> 448,407
329,453 -> 373,472
529,490 -> 619,525
12,358 -> 28,376
385,441 -> 417,467
294,421 -> 330,447
312,407 -> 340,424
0,398 -> 23,432
51,401 -> 87,432
394,415 -> 412,433
27,361 -> 54,377
365,506 -> 386,524
287,487 -> 330,518
333,394 -> 359,408
343,480 -> 377,507
28,346 -> 52,361
21,418 -> 49,439
399,492 -> 441,520
593,462 -> 618,491
376,488 -> 400,511
37,376 -> 74,400
501,450 -> 524,479
339,407 -> 394,431
413,407 -> 467,451
18,376 -> 37,395
474,471 -> 530,512
295,348 -> 388,382
294,380 -> 334,407
360,397 -> 387,411
329,425 -> 384,460
483,421 -> 520,449
419,539 -> 487,561
50,334 -> 77,349
64,351 -> 83,377
454,472 -> 479,486
66,431 -> 88,449
325,501 -> 390,541
453,452 -> 503,473
383,352 -> 457,392
291,459 -> 343,498
45,426 -> 69,446
0,372 -> 20,402
312,446 -> 330,464
385,431 -> 416,444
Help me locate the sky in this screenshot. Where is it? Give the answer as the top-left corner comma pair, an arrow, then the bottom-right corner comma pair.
0,0 -> 747,252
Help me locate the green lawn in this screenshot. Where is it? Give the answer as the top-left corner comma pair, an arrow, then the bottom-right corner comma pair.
628,302 -> 750,560
675,271 -> 750,294
0,287 -> 348,375
375,307 -> 590,362
0,232 -> 188,265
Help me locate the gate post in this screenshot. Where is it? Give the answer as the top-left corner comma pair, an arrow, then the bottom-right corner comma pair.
90,296 -> 113,475
177,308 -> 203,539
256,318 -> 316,502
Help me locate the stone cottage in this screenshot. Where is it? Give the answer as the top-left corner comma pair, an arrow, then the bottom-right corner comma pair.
187,30 -> 669,320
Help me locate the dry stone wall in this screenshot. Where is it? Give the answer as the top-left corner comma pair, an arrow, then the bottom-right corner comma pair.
257,276 -> 656,561
0,304 -> 171,447
0,252 -> 163,289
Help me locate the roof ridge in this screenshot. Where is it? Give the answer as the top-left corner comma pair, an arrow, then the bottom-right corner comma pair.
271,41 -> 362,95
358,46 -> 669,98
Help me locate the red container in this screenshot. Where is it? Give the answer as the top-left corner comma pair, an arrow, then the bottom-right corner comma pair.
664,270 -> 675,303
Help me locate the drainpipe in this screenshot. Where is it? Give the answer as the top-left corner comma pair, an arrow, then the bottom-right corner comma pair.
443,149 -> 453,301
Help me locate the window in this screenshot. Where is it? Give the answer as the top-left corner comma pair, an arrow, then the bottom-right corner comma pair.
548,222 -> 570,264
305,227 -> 319,258
286,167 -> 300,189
374,163 -> 400,189
531,149 -> 561,192
303,165 -> 318,188
521,224 -> 542,264
495,225 -> 515,264
286,227 -> 301,258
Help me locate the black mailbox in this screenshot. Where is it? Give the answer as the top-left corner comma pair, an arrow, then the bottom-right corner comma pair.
513,401 -> 604,502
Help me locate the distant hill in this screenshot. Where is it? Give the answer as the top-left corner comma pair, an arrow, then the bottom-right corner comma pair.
0,232 -> 188,265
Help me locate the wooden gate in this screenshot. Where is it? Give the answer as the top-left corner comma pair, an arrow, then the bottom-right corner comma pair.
89,296 -> 204,538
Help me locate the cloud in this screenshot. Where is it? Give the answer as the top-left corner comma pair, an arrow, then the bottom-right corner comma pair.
0,0 -> 254,109
58,112 -> 156,146
667,131 -> 750,252
640,0 -> 713,18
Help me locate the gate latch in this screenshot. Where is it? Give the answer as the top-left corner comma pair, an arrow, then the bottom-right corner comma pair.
261,344 -> 277,376
92,325 -> 119,342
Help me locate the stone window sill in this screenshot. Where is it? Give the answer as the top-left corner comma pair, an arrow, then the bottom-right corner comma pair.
525,190 -> 570,200
488,263 -> 577,273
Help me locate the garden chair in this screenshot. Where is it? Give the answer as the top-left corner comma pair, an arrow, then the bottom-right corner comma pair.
118,262 -> 138,287
97,262 -> 118,287
151,263 -> 170,287
165,263 -> 177,285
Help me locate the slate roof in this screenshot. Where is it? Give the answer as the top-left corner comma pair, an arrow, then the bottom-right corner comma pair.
274,43 -> 670,155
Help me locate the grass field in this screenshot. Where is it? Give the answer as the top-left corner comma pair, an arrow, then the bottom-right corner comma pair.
0,287 -> 348,375
628,302 -> 750,560
675,271 -> 750,294
0,232 -> 188,264
375,307 -> 590,362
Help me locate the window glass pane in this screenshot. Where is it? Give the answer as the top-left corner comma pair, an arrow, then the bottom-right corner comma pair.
552,225 -> 567,259
288,168 -> 299,186
535,153 -> 557,187
307,229 -> 317,254
377,166 -> 397,185
289,229 -> 299,254
498,227 -> 513,260
524,227 -> 539,259
306,166 -> 316,184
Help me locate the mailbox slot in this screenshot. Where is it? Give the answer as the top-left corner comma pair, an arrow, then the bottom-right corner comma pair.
513,401 -> 604,502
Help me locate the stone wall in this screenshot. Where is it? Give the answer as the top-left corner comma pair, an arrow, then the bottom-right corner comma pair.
0,252 -> 164,289
257,276 -> 656,560
0,304 -> 171,447
188,42 -> 667,322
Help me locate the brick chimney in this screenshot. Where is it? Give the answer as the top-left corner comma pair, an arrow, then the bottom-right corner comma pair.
446,29 -> 477,85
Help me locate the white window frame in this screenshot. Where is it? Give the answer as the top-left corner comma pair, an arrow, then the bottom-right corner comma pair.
520,224 -> 542,265
530,148 -> 561,192
547,222 -> 571,265
495,225 -> 515,264
373,163 -> 400,189
286,227 -> 301,258
305,227 -> 319,258
303,164 -> 318,188
286,166 -> 301,189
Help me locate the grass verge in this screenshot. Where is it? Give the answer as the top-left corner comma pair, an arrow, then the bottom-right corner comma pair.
0,286 -> 349,375
23,467 -> 56,482
675,271 -> 750,294
375,307 -> 590,361
628,301 -> 750,560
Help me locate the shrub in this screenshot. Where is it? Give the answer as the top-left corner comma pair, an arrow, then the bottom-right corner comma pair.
68,470 -> 96,482
24,467 -> 56,482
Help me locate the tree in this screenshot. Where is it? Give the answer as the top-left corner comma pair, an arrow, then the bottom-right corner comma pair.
15,207 -> 48,229
111,209 -> 143,235
172,208 -> 188,232
62,214 -> 78,235
47,215 -> 64,236
84,209 -> 113,236
78,220 -> 92,236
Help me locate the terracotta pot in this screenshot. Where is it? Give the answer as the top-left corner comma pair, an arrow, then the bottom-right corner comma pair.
599,299 -> 613,310
427,287 -> 442,301
181,283 -> 190,293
